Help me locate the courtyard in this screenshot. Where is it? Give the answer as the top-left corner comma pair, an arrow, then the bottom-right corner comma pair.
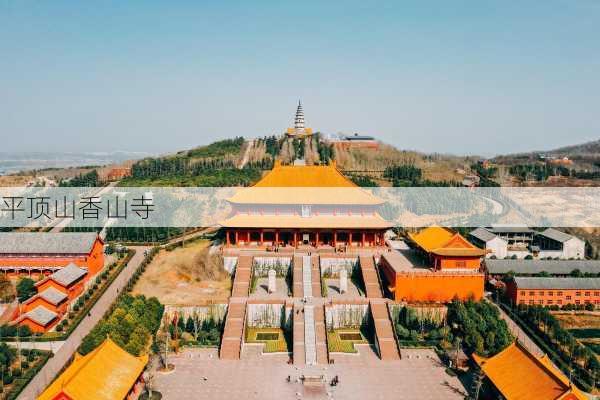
153,347 -> 468,400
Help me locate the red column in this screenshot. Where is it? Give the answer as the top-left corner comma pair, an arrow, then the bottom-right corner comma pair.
226,230 -> 231,246
333,230 -> 337,247
235,230 -> 239,245
260,231 -> 264,246
293,231 -> 297,247
316,230 -> 320,247
348,232 -> 353,247
362,232 -> 366,247
275,230 -> 279,245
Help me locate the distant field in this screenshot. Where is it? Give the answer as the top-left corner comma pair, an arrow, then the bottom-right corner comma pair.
131,240 -> 231,305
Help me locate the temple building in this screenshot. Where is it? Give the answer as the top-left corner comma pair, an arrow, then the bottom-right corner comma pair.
377,227 -> 485,302
220,161 -> 392,248
286,100 -> 313,137
0,232 -> 104,277
38,337 -> 148,400
473,341 -> 586,400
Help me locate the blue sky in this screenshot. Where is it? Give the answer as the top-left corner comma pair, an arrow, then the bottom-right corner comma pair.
1,0 -> 599,156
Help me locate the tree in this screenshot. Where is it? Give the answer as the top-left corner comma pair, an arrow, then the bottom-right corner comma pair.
16,278 -> 36,302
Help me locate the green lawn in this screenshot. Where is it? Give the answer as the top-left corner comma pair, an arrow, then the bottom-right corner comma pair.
245,327 -> 289,353
327,329 -> 367,353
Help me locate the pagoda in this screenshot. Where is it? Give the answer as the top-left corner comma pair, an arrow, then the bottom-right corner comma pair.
286,100 -> 313,137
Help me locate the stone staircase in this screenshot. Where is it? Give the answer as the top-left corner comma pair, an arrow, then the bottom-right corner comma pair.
304,305 -> 317,365
311,255 -> 322,297
293,256 -> 304,298
314,304 -> 328,364
231,255 -> 252,297
360,255 -> 383,298
369,299 -> 400,360
302,255 -> 313,298
220,298 -> 247,360
293,302 -> 305,365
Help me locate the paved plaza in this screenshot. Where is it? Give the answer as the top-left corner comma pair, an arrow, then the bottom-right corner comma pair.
154,347 -> 468,400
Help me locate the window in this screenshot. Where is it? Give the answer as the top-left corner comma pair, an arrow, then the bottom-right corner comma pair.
519,300 -> 525,304
585,300 -> 591,304
557,300 -> 562,304
557,291 -> 563,296
537,300 -> 544,305
585,292 -> 591,296
547,300 -> 553,305
575,300 -> 581,305
576,292 -> 581,296
548,291 -> 553,296
456,261 -> 466,268
520,291 -> 525,296
529,300 -> 534,305
595,292 -> 600,296
566,296 -> 572,300
539,291 -> 544,296
529,291 -> 535,296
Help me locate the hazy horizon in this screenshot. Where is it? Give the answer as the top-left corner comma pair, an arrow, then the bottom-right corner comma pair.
1,1 -> 599,156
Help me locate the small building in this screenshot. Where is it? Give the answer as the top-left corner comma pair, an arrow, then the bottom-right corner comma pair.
35,263 -> 88,301
22,287 -> 69,315
485,226 -> 536,252
469,228 -> 508,259
408,227 -> 486,270
506,277 -> 600,307
335,133 -> 379,150
98,162 -> 133,182
0,232 -> 104,277
379,250 -> 484,303
38,337 -> 148,400
536,228 -> 585,259
14,305 -> 59,333
473,341 -> 586,400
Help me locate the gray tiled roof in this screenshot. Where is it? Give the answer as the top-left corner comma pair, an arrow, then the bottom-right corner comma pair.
514,277 -> 600,290
488,226 -> 535,234
38,287 -> 68,305
0,232 -> 99,254
538,228 -> 574,243
485,259 -> 600,275
22,306 -> 58,326
469,228 -> 498,242
47,263 -> 87,286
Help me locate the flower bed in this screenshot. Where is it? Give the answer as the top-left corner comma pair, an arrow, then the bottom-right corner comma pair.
326,329 -> 366,353
245,327 -> 289,353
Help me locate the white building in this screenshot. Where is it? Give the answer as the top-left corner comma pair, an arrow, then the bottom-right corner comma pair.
469,228 -> 508,259
535,228 -> 585,259
469,227 -> 585,260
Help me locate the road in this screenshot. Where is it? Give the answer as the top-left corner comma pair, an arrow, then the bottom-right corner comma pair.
17,246 -> 149,400
489,300 -> 545,357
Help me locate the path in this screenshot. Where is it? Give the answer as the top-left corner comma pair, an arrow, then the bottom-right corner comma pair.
238,139 -> 255,169
17,246 -> 149,400
491,300 -> 545,357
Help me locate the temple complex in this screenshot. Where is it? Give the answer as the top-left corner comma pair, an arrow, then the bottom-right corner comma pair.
285,100 -> 313,137
220,160 -> 392,248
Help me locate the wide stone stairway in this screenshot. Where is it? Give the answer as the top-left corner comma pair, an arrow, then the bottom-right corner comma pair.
360,255 -> 383,298
293,256 -> 304,298
369,299 -> 401,360
293,302 -> 305,365
231,255 -> 252,297
220,298 -> 247,360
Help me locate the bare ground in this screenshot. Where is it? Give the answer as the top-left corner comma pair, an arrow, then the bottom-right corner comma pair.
132,240 -> 231,305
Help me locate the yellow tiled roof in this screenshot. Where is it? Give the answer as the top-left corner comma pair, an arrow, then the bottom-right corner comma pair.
220,214 -> 393,229
38,338 -> 148,400
227,161 -> 384,205
254,161 -> 355,187
473,342 -> 587,400
408,227 -> 485,256
227,187 -> 384,205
